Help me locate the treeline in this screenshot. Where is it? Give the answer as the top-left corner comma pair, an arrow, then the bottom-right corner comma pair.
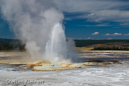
75,40 -> 129,50
0,38 -> 25,51
1,38 -> 129,51
94,47 -> 129,50
0,43 -> 25,51
74,40 -> 129,47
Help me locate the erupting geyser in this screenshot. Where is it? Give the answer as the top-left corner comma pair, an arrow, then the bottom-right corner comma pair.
0,0 -> 78,63
45,23 -> 68,63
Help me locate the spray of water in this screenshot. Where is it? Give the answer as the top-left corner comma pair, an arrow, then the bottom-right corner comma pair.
45,23 -> 69,63
0,0 -> 78,63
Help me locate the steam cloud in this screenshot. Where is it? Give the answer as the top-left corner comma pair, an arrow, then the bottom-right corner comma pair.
0,0 -> 78,63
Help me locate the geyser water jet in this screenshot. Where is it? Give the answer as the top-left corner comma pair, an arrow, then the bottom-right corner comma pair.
0,0 -> 78,63
45,23 -> 68,63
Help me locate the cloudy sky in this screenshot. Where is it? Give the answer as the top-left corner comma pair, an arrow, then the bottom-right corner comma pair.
0,0 -> 129,39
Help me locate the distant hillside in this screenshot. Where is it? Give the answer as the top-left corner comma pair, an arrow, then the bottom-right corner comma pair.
0,38 -> 25,51
75,40 -> 129,50
0,38 -> 129,51
0,38 -> 20,44
75,40 -> 129,47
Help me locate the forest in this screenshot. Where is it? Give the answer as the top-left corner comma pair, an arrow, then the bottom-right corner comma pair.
0,38 -> 129,51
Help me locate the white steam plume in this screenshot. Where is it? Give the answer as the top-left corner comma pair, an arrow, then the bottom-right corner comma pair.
0,0 -> 78,63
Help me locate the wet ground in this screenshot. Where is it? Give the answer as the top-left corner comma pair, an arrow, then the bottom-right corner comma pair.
0,51 -> 129,86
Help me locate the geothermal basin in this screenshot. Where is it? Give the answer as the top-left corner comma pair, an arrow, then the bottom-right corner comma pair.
0,50 -> 129,86
0,51 -> 129,71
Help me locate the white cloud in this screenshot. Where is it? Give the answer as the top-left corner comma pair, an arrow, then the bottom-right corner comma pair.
1,0 -> 129,24
95,23 -> 111,26
92,32 -> 99,35
53,0 -> 128,13
108,38 -> 112,40
120,22 -> 129,25
84,10 -> 129,22
124,33 -> 129,36
87,37 -> 91,39
53,0 -> 129,23
114,33 -> 122,35
105,33 -> 111,36
105,33 -> 122,36
80,23 -> 111,27
77,38 -> 82,40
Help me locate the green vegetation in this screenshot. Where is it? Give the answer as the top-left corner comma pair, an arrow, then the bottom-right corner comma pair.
75,40 -> 129,50
94,46 -> 129,50
0,38 -> 129,51
0,38 -> 25,51
74,40 -> 129,47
